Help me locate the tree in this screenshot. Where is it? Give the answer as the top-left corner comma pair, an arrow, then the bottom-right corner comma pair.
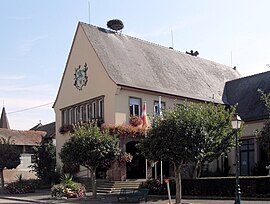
139,102 -> 236,204
192,103 -> 236,178
0,137 -> 20,188
257,120 -> 270,160
256,89 -> 270,161
59,122 -> 120,198
29,141 -> 56,184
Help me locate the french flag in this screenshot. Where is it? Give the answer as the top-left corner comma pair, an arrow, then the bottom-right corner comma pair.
141,101 -> 149,128
157,96 -> 163,118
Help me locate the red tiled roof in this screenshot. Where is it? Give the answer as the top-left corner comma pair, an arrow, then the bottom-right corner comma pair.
0,128 -> 45,146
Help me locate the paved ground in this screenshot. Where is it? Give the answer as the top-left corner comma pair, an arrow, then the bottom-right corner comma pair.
0,189 -> 270,204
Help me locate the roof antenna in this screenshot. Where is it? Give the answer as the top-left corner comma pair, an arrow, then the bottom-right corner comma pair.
88,1 -> 91,24
171,29 -> 174,49
231,51 -> 233,67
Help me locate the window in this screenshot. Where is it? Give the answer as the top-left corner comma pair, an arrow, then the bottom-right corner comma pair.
240,139 -> 255,176
92,102 -> 96,118
86,104 -> 91,121
69,109 -> 73,124
61,96 -> 104,125
130,97 -> 141,116
98,100 -> 103,118
154,101 -> 166,116
79,105 -> 86,121
63,110 -> 69,125
74,107 -> 78,123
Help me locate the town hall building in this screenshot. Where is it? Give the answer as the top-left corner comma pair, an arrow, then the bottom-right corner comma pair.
53,21 -> 269,180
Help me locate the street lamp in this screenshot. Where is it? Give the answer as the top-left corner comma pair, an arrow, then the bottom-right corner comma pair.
231,114 -> 242,204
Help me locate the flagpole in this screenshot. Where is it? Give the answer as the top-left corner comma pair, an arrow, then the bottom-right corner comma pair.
161,161 -> 163,184
142,101 -> 149,180
146,159 -> 148,179
155,163 -> 157,179
159,96 -> 164,184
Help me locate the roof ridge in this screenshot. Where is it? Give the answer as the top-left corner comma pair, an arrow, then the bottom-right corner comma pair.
228,70 -> 270,83
80,21 -> 238,73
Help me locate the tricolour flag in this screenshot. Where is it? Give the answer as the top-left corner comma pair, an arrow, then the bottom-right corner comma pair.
141,101 -> 149,128
158,96 -> 163,118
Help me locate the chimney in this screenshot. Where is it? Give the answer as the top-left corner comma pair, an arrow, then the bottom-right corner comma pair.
186,50 -> 199,57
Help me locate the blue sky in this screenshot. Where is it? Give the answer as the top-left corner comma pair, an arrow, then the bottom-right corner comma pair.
1,0 -> 270,130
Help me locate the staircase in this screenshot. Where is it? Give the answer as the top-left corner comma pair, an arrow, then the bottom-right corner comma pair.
77,178 -> 143,194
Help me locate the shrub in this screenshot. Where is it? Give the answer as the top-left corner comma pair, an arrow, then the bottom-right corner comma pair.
62,163 -> 80,175
51,174 -> 86,199
141,177 -> 270,198
5,176 -> 36,194
140,179 -> 167,195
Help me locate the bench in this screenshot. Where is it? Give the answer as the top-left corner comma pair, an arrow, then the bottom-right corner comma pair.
117,188 -> 149,202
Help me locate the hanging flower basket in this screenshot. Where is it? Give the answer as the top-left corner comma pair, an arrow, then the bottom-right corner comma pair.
129,115 -> 143,127
102,124 -> 146,138
59,124 -> 74,134
118,152 -> 133,166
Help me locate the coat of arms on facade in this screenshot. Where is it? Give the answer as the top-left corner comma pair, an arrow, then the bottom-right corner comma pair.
74,63 -> 88,91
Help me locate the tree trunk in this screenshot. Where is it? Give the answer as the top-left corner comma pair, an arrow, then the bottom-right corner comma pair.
0,169 -> 4,188
174,163 -> 182,204
197,164 -> 202,178
90,167 -> 97,198
193,161 -> 201,179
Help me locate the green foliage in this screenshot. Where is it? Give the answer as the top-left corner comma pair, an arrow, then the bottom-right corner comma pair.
182,177 -> 270,197
59,122 -> 120,197
257,120 -> 270,160
258,89 -> 270,113
257,89 -> 270,161
140,102 -> 235,167
142,177 -> 270,197
60,122 -> 120,170
0,137 -> 21,188
139,179 -> 167,195
29,141 -> 57,184
5,176 -> 36,194
51,174 -> 86,198
0,137 -> 21,170
139,101 -> 236,203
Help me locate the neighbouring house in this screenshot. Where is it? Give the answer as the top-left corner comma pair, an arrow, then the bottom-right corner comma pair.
53,21 -> 243,180
0,107 -> 46,182
30,121 -> 56,145
222,71 -> 270,176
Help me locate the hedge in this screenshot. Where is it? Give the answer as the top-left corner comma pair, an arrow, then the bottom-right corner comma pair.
140,176 -> 270,197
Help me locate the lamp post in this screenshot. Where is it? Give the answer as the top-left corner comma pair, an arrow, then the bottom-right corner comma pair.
232,115 -> 242,204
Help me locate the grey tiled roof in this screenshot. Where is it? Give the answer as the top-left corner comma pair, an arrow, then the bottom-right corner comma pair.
31,122 -> 55,140
223,71 -> 270,121
80,22 -> 240,103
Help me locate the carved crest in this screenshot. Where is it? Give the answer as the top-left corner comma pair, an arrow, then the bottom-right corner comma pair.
74,63 -> 88,91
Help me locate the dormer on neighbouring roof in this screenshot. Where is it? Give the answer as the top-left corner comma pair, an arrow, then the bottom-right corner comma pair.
0,107 -> 10,129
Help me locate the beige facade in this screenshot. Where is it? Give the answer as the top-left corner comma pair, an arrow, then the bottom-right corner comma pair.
54,24 -> 117,166
55,22 -> 266,180
53,24 -> 185,179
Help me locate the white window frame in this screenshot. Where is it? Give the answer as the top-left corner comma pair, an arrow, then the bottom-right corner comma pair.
92,102 -> 96,119
98,99 -> 103,118
129,97 -> 141,116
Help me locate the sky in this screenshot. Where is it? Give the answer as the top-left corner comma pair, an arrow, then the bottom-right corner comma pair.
1,0 -> 270,130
